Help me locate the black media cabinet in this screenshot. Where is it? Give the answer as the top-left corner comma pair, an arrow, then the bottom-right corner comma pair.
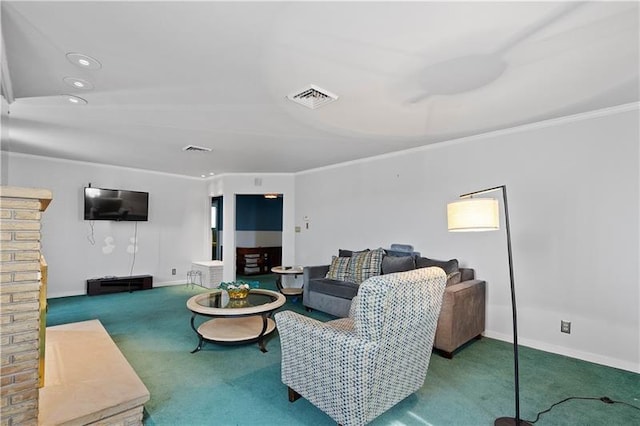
87,275 -> 153,296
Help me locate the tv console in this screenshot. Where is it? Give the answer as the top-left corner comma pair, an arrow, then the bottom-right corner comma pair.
87,275 -> 153,296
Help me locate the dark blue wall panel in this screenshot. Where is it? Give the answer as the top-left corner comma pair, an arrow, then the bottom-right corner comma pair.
236,195 -> 283,231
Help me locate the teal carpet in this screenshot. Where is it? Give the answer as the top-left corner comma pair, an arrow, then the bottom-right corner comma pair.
46,275 -> 640,425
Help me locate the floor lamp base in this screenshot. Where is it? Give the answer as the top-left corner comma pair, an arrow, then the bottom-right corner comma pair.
495,417 -> 533,426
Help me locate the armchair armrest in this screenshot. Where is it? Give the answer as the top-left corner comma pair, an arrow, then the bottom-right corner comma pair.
435,279 -> 486,357
275,310 -> 377,421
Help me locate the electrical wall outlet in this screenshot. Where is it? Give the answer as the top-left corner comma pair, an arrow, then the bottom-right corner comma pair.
561,320 -> 571,334
171,268 -> 177,275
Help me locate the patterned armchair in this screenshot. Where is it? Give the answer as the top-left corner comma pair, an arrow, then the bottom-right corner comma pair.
275,267 -> 447,426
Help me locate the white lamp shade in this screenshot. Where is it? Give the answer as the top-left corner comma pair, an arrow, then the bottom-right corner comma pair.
447,198 -> 500,232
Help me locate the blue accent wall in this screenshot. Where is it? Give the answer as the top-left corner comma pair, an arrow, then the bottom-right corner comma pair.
236,195 -> 283,231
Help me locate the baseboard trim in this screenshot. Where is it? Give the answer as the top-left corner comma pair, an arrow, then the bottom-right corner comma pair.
153,280 -> 185,287
483,330 -> 639,374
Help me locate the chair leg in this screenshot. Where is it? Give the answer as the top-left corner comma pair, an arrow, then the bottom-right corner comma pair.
288,387 -> 301,402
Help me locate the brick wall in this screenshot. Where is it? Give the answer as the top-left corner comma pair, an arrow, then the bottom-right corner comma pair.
0,187 -> 51,426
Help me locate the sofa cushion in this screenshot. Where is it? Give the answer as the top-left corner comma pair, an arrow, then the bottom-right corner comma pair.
460,268 -> 475,281
338,248 -> 369,257
416,257 -> 459,275
326,256 -> 351,281
446,271 -> 462,287
389,243 -> 414,253
384,249 -> 412,257
308,278 -> 359,300
347,248 -> 384,284
381,255 -> 415,274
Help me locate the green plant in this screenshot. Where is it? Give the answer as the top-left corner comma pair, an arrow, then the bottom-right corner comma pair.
219,281 -> 259,291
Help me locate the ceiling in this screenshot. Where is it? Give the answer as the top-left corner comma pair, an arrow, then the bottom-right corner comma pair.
1,1 -> 638,178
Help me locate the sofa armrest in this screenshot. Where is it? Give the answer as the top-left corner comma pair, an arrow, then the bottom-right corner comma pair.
446,279 -> 484,294
304,264 -> 330,280
303,265 -> 330,301
435,279 -> 486,356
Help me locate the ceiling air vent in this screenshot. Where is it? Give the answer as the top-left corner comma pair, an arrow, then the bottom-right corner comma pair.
287,84 -> 338,109
182,145 -> 212,152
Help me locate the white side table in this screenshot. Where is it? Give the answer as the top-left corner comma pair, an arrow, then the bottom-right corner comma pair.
191,260 -> 224,288
271,266 -> 304,298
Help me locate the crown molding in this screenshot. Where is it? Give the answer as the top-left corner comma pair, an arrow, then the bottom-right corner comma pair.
297,102 -> 640,176
3,151 -> 206,181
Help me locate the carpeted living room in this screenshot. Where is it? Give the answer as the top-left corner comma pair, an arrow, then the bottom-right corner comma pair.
42,275 -> 638,426
1,1 -> 639,425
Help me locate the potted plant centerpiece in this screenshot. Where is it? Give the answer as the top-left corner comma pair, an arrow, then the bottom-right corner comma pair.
219,281 -> 259,299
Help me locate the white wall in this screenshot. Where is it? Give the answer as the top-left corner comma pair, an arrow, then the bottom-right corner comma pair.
208,173 -> 295,282
5,153 -> 210,297
3,105 -> 637,373
235,231 -> 282,247
295,105 -> 639,373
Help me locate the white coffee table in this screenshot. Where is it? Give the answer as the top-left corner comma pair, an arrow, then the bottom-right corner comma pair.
271,266 -> 304,297
186,289 -> 285,353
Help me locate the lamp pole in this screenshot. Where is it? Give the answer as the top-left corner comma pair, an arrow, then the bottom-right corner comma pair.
457,185 -> 530,426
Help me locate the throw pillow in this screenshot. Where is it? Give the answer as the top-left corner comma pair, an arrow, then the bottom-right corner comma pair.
381,255 -> 415,274
416,257 -> 459,275
347,248 -> 384,284
325,256 -> 351,281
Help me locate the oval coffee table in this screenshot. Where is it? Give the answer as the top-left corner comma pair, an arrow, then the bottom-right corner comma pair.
186,289 -> 285,353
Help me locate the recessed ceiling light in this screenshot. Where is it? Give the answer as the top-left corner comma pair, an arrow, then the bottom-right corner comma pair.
66,53 -> 102,70
65,95 -> 87,105
63,77 -> 94,90
209,172 -> 215,176
201,174 -> 207,178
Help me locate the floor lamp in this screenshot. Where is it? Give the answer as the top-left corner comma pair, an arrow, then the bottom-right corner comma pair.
447,185 -> 531,426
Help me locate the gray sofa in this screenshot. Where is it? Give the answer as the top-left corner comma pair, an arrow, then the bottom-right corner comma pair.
302,248 -> 486,357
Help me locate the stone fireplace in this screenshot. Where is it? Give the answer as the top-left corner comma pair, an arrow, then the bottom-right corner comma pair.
0,186 -> 52,425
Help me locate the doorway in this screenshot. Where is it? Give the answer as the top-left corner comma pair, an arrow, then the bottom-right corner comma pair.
211,196 -> 223,260
235,194 -> 283,275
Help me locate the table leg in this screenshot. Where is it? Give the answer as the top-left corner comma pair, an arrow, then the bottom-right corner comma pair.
257,314 -> 270,353
191,337 -> 204,354
190,313 -> 205,353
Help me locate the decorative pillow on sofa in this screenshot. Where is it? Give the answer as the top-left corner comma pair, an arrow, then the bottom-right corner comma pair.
326,256 -> 351,281
347,248 -> 384,284
381,255 -> 415,274
416,257 -> 459,275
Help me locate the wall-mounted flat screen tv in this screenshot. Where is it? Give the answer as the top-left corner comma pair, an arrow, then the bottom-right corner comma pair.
84,187 -> 149,221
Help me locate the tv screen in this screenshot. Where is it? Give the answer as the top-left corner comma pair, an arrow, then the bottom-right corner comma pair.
84,187 -> 149,221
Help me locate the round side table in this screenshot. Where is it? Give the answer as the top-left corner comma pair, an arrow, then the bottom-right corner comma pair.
271,266 -> 304,299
